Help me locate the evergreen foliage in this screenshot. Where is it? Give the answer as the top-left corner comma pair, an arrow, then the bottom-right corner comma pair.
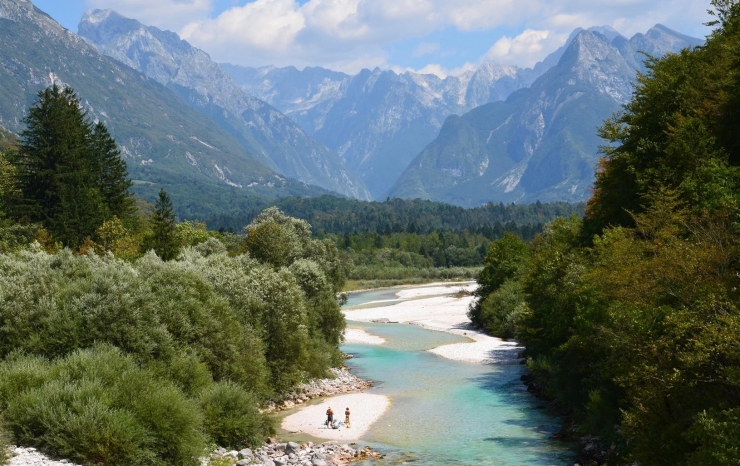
7,85 -> 134,247
206,195 -> 583,237
147,189 -> 179,260
473,5 -> 740,463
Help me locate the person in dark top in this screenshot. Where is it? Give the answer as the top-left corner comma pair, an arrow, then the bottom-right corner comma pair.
326,407 -> 334,427
345,407 -> 351,428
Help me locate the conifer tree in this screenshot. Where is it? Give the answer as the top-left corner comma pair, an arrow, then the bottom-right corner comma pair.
91,122 -> 135,220
149,188 -> 179,260
9,85 -> 134,246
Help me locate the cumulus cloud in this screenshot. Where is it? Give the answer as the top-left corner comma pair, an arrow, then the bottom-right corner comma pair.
399,62 -> 477,78
83,0 -> 712,74
485,29 -> 568,68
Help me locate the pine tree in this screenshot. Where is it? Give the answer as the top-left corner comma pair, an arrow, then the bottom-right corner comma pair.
149,188 -> 179,260
91,122 -> 135,220
9,85 -> 134,247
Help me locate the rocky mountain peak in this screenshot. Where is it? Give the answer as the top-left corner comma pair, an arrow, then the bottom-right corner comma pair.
559,30 -> 636,102
79,8 -> 371,200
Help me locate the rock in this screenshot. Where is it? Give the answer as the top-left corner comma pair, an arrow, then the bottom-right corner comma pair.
239,448 -> 253,459
273,459 -> 287,466
236,461 -> 250,466
285,442 -> 300,455
311,460 -> 327,466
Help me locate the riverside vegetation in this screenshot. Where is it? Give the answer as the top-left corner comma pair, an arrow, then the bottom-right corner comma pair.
0,83 -> 575,465
212,196 -> 582,289
0,86 -> 349,465
471,3 -> 740,464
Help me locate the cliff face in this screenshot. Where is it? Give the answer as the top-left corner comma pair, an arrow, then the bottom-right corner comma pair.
79,9 -> 371,200
387,27 -> 704,206
224,61 -> 538,198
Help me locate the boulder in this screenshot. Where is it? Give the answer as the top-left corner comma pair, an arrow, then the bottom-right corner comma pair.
285,442 -> 301,455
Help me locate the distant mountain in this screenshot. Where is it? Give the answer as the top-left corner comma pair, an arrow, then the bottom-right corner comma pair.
222,62 -> 538,198
78,9 -> 370,200
0,0 -> 336,214
386,26 -> 704,206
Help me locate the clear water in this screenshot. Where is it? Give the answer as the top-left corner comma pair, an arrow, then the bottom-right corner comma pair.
340,288 -> 574,465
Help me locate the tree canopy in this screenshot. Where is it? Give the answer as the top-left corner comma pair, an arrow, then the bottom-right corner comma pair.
473,4 -> 740,463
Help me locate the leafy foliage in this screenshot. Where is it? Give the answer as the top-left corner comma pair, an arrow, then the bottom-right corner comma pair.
0,346 -> 205,466
471,6 -> 740,463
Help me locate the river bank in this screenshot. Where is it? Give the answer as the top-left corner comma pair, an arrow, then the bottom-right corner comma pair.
272,282 -> 573,465
343,282 -> 523,365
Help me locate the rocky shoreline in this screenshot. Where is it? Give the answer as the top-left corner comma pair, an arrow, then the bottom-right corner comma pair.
6,441 -> 381,466
206,439 -> 381,466
265,367 -> 373,413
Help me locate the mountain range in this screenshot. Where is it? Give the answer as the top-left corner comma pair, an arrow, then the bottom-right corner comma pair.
77,9 -> 370,201
0,0 -> 338,213
222,61 -> 539,198
222,25 -> 701,202
0,0 -> 704,210
386,25 -> 703,205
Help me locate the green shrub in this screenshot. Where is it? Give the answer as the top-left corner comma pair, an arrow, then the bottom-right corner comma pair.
0,415 -> 11,466
199,382 -> 272,449
0,346 -> 205,466
478,280 -> 528,339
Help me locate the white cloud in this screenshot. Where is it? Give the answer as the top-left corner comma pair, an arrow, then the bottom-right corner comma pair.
485,29 -> 568,68
83,0 -> 713,73
182,0 -> 305,52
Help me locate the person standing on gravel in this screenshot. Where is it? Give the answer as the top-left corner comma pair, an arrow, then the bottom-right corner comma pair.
326,407 -> 334,427
345,407 -> 351,428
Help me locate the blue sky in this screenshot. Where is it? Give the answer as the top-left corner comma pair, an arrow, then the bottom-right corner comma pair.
32,0 -> 712,76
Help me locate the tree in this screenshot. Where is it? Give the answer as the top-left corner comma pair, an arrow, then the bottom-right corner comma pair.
469,232 -> 530,326
148,189 -> 179,260
9,85 -> 134,247
91,122 -> 135,221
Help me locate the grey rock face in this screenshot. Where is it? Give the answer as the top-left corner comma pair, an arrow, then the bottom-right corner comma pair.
387,26 -> 703,206
0,0 -> 330,203
224,61 -> 538,199
78,9 -> 370,200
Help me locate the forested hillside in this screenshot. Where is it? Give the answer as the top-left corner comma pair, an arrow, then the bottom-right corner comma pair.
205,195 -> 583,235
471,3 -> 740,464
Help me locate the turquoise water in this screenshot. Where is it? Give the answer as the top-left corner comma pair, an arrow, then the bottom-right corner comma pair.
341,288 -> 574,465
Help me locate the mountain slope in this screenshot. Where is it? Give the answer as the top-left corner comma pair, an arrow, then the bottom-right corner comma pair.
387,26 -> 703,206
0,0 -> 332,211
78,9 -> 370,200
224,62 -> 537,198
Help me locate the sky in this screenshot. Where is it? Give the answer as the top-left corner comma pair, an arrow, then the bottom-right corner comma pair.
33,0 -> 714,76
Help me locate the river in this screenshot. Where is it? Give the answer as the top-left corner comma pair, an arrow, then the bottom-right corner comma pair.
285,284 -> 574,465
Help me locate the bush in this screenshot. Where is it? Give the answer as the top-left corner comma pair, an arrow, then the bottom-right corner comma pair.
0,346 -> 205,466
199,382 -> 272,449
0,415 -> 10,466
478,280 -> 529,339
